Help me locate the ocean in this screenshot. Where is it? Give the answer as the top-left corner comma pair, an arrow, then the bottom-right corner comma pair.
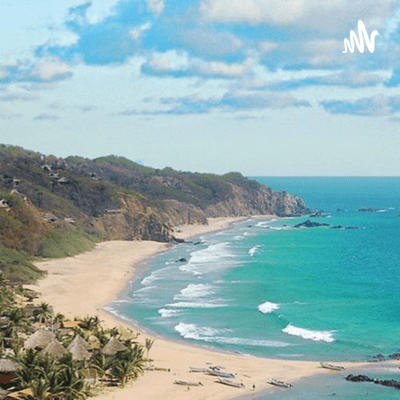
107,177 -> 400,397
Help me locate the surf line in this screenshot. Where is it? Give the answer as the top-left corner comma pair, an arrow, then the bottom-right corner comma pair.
343,20 -> 378,54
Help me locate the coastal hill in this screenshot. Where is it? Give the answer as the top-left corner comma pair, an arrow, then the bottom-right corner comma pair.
0,144 -> 309,280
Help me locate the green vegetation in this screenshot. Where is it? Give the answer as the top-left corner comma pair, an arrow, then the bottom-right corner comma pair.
0,144 -> 41,158
41,226 -> 100,258
94,155 -> 155,175
159,186 -> 196,203
0,246 -> 42,282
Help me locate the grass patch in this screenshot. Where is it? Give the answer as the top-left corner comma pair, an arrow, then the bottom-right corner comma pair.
41,226 -> 100,258
0,246 -> 43,282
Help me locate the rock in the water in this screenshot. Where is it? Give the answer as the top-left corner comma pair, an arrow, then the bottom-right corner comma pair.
294,219 -> 330,228
176,257 -> 187,262
346,374 -> 400,390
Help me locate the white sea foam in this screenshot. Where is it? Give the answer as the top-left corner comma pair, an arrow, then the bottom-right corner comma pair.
158,308 -> 180,318
282,324 -> 335,343
377,209 -> 388,213
175,323 -> 290,347
167,301 -> 227,308
270,226 -> 290,231
141,275 -> 156,286
214,337 -> 291,348
257,301 -> 280,314
256,220 -> 276,227
174,283 -> 215,300
248,245 -> 261,256
134,285 -> 156,293
233,235 -> 245,240
180,242 -> 234,275
175,323 -> 220,340
141,266 -> 172,286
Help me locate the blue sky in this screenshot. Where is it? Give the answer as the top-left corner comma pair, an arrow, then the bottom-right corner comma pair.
1,0 -> 400,175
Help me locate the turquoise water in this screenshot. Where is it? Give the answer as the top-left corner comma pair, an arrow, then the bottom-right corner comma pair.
109,177 -> 400,364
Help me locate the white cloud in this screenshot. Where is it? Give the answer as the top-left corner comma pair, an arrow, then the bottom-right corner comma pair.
195,58 -> 255,78
147,0 -> 164,16
148,51 -> 190,72
32,58 -> 71,81
258,42 -> 278,53
200,0 -> 394,34
0,69 -> 8,80
201,0 -> 306,25
303,39 -> 347,67
130,22 -> 152,41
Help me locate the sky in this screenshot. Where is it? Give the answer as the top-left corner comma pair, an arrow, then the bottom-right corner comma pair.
1,0 -> 400,176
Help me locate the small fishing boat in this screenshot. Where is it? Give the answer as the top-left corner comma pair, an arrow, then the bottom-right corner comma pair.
320,361 -> 345,371
174,380 -> 203,386
268,379 -> 293,388
190,366 -> 207,373
217,376 -> 244,388
207,368 -> 235,378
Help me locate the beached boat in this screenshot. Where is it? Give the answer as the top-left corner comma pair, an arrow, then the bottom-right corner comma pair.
268,379 -> 293,388
320,361 -> 345,371
217,376 -> 244,388
207,367 -> 235,378
190,366 -> 207,373
174,380 -> 203,386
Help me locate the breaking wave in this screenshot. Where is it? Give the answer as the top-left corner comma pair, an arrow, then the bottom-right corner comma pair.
282,324 -> 335,343
258,301 -> 280,314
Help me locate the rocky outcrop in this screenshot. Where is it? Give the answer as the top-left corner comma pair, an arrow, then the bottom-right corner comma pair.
294,219 -> 330,228
346,374 -> 400,390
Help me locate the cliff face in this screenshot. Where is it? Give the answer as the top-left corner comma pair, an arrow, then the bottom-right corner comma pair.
0,146 -> 310,250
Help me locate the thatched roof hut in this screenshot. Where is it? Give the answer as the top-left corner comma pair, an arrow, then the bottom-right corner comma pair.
0,358 -> 21,386
67,341 -> 91,361
0,359 -> 21,373
101,337 -> 126,356
67,335 -> 91,352
41,339 -> 66,358
24,328 -> 55,350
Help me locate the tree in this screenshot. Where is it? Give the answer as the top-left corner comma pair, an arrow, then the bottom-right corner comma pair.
33,302 -> 52,324
54,312 -> 66,323
145,338 -> 154,364
58,353 -> 87,400
112,344 -> 144,386
27,378 -> 51,400
91,353 -> 113,380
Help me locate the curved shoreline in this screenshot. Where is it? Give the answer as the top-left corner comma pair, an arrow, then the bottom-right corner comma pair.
27,216 -> 385,400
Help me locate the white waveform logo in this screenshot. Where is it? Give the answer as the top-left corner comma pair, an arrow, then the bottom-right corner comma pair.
343,20 -> 378,54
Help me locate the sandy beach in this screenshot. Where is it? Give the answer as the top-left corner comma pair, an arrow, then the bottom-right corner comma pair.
27,217 -> 374,400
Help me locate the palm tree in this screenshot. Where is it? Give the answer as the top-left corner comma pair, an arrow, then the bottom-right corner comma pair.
6,307 -> 30,337
27,378 -> 51,400
110,359 -> 138,387
91,353 -> 113,380
58,353 -> 87,400
54,312 -> 66,323
145,338 -> 154,364
112,344 -> 144,386
33,302 -> 53,324
106,327 -> 119,338
13,349 -> 40,389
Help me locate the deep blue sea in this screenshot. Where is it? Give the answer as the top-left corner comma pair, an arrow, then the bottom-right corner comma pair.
107,177 -> 400,397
